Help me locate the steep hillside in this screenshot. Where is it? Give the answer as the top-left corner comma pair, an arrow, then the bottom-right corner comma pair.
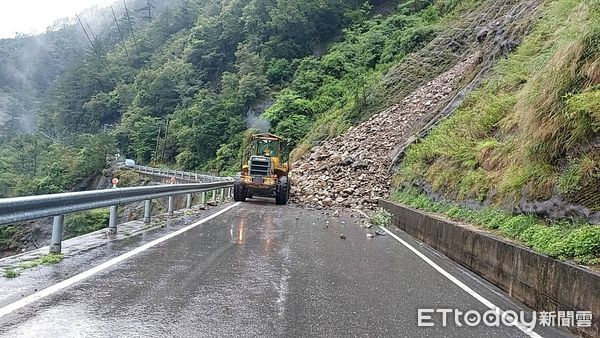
397,0 -> 600,221
291,0 -> 543,208
1,0 -> 597,221
0,0 -> 597,263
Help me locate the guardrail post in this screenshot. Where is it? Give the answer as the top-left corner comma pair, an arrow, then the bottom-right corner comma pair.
108,205 -> 118,235
168,196 -> 174,215
144,200 -> 152,224
186,194 -> 192,209
201,191 -> 207,206
220,188 -> 225,201
212,190 -> 216,204
50,215 -> 65,253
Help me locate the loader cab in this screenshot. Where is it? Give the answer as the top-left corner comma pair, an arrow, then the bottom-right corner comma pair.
248,133 -> 286,169
253,137 -> 280,158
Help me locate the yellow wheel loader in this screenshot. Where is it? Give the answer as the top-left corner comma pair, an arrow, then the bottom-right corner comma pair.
234,133 -> 291,205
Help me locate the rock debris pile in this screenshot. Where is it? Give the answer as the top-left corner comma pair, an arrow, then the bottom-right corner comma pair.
291,55 -> 479,209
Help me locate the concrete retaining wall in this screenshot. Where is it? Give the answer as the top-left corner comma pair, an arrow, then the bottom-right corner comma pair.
379,200 -> 600,338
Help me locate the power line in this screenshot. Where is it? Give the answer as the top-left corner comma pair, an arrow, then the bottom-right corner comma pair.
122,0 -> 141,59
82,16 -> 99,49
76,14 -> 111,76
111,5 -> 133,66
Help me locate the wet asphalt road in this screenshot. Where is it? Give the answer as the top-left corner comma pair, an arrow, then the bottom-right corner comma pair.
0,200 -> 571,337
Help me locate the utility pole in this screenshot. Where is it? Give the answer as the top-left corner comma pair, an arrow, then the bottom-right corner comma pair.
154,125 -> 161,163
136,0 -> 155,22
161,116 -> 170,164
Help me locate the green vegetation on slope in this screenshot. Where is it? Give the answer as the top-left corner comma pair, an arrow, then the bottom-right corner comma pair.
50,0 -> 371,173
393,188 -> 600,266
398,0 -> 600,210
2,0 -> 374,193
0,0 -> 476,198
0,225 -> 15,251
265,0 -> 474,160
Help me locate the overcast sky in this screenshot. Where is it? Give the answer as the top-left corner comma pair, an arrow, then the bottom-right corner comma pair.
0,0 -> 115,39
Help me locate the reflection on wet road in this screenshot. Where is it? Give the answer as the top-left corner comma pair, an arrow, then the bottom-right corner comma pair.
0,200 -> 571,337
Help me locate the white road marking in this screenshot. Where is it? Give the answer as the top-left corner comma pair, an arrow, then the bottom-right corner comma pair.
0,202 -> 241,319
378,226 -> 542,338
353,209 -> 369,219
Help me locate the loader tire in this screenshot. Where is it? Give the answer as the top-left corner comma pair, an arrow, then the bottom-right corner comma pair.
234,181 -> 247,202
275,177 -> 290,205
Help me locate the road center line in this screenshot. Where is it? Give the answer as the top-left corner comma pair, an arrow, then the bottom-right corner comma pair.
0,202 -> 241,319
378,226 -> 542,338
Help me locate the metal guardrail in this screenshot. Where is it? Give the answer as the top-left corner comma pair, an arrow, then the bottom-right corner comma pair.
131,165 -> 233,183
0,181 -> 234,254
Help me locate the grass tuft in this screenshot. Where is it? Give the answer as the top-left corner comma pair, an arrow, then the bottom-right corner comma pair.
369,208 -> 393,227
3,253 -> 63,279
3,268 -> 19,278
17,254 -> 64,270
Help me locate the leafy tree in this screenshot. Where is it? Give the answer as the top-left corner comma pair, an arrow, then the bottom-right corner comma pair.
266,58 -> 292,85
272,115 -> 311,149
234,43 -> 269,107
129,115 -> 162,163
172,90 -> 244,169
82,92 -> 121,128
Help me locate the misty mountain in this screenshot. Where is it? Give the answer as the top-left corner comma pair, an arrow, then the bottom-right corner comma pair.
0,0 -> 186,136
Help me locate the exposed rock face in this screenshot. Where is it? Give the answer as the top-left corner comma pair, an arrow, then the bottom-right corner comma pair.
291,56 -> 479,209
